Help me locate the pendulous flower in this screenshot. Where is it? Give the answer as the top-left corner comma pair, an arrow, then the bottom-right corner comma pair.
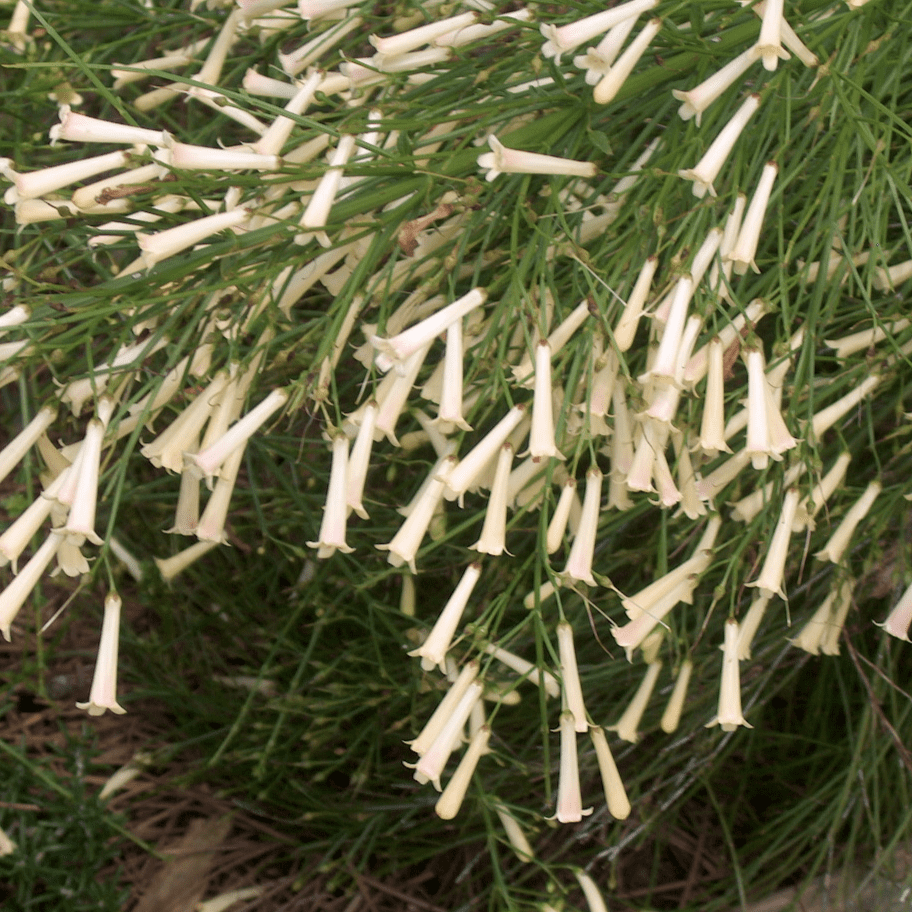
706,619 -> 751,731
76,592 -> 126,716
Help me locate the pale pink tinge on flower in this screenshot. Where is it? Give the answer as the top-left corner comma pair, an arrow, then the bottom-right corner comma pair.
706,619 -> 751,731
77,592 -> 126,716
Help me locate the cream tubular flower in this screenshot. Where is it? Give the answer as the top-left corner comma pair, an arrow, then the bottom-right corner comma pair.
529,341 -> 564,460
0,825 -> 15,857
409,562 -> 481,672
138,206 -> 251,270
370,12 -> 477,58
435,319 -> 472,431
610,660 -> 662,743
574,15 -> 638,85
756,0 -> 786,71
557,621 -> 588,732
298,134 -> 357,242
372,288 -> 486,374
562,467 -> 602,586
493,803 -> 534,862
612,575 -> 697,659
880,581 -> 912,643
0,532 -> 63,641
380,455 -> 456,571
540,0 -> 658,60
744,348 -> 772,469
660,659 -> 694,733
684,296 -> 763,386
0,469 -> 69,571
435,723 -> 490,820
154,540 -> 219,581
307,435 -> 354,559
792,578 -> 853,655
736,593 -> 770,660
346,400 -> 378,520
444,404 -> 526,504
593,18 -> 662,106
589,726 -> 630,819
547,478 -> 577,554
483,643 -> 560,698
61,418 -> 105,547
551,712 -> 593,822
477,135 -> 597,182
50,105 -> 168,146
645,275 -> 694,381
195,444 -> 245,544
748,488 -> 800,599
470,444 -> 513,556
186,387 -> 288,483
374,344 -> 432,446
252,70 -> 322,157
727,161 -> 778,275
412,681 -> 483,790
706,619 -> 751,731
614,256 -> 657,352
810,375 -> 880,441
697,338 -> 732,456
678,94 -> 761,198
814,481 -> 881,564
76,593 -> 126,716
575,871 -> 610,912
3,149 -> 131,204
795,452 -> 851,531
163,141 -> 281,172
408,660 -> 479,756
672,46 -> 760,126
0,405 -> 56,486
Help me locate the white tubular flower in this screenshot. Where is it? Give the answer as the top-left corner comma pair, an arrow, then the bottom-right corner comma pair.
138,206 -> 251,271
195,443 -> 245,544
660,659 -> 694,733
409,563 -> 481,672
529,341 -> 564,461
593,18 -> 662,105
167,468 -> 200,536
307,435 -> 354,559
3,149 -> 131,204
874,259 -> 912,291
684,296 -> 764,386
433,10 -> 533,49
557,621 -> 588,732
408,661 -> 479,756
412,681 -> 483,790
477,135 -> 598,182
744,348 -> 772,470
814,481 -> 881,564
0,532 -> 63,641
644,275 -> 694,381
736,593 -> 771,660
435,319 -> 472,432
0,468 -> 69,571
551,712 -> 593,822
756,0 -> 787,71
185,388 -> 288,484
547,478 -> 577,554
0,405 -> 56,487
610,660 -> 663,743
60,418 -> 105,547
575,871 -> 610,912
76,593 -> 126,716
154,540 -> 219,581
672,46 -> 760,126
493,802 -> 534,862
706,619 -> 752,731
50,105 -> 168,146
141,372 -> 229,473
611,385 -> 635,477
727,161 -> 778,275
589,726 -> 630,819
280,17 -> 363,75
435,723 -> 490,820
810,375 -> 880,441
764,370 -> 798,459
374,344 -> 432,447
370,11 -> 477,57
540,0 -> 658,61
470,444 -> 513,556
697,338 -> 732,457
747,488 -> 800,599
372,288 -> 486,374
252,70 -> 322,157
574,15 -> 638,85
379,455 -> 456,572
678,94 -> 761,198
444,404 -> 527,504
562,467 -> 602,586
792,578 -> 854,655
346,400 -> 378,520
298,134 -> 357,242
483,643 -> 560,698
880,581 -> 912,643
795,452 -> 851,531
612,573 -> 698,660
163,141 -> 281,172
825,319 -> 910,360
